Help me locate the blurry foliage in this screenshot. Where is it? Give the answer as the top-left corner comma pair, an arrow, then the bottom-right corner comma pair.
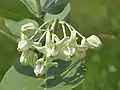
0,0 -> 37,21
0,0 -> 120,90
70,0 -> 120,90
0,17 -> 20,81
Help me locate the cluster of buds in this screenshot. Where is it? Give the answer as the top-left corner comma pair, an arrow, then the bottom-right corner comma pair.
17,19 -> 102,76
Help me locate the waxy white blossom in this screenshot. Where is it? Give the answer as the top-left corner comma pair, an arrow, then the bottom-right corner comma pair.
17,20 -> 102,76
63,30 -> 77,57
62,30 -> 88,60
21,23 -> 37,37
17,39 -> 32,51
17,32 -> 33,51
34,58 -> 45,76
33,29 -> 69,58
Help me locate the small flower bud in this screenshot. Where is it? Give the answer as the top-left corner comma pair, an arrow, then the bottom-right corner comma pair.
21,23 -> 37,37
34,58 -> 45,76
20,50 -> 38,66
86,35 -> 102,49
17,39 -> 32,51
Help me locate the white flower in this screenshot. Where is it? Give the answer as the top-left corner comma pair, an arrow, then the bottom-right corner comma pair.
62,30 -> 77,57
20,50 -> 38,66
21,23 -> 36,32
62,30 -> 89,60
33,29 -> 69,58
34,58 -> 58,76
17,39 -> 32,51
86,35 -> 102,49
34,58 -> 45,76
55,37 -> 69,54
17,20 -> 103,77
33,37 -> 69,58
21,23 -> 37,37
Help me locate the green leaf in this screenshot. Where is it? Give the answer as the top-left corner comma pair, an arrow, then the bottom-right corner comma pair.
5,19 -> 39,36
0,29 -> 19,82
0,59 -> 86,90
0,17 -> 10,33
40,0 -> 69,14
44,3 -> 71,22
21,0 -> 38,16
0,0 -> 37,21
0,63 -> 44,90
21,0 -> 44,18
0,17 -> 19,81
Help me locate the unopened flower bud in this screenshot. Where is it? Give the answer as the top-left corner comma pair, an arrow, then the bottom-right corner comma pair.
86,35 -> 102,49
21,23 -> 37,37
34,58 -> 45,76
17,39 -> 32,51
20,50 -> 38,66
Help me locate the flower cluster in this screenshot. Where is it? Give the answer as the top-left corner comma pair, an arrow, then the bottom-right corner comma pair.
17,20 -> 102,76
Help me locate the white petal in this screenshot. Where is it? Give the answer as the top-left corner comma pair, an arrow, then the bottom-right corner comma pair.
34,65 -> 45,76
55,37 -> 69,55
33,45 -> 46,53
81,38 -> 87,46
34,58 -> 45,76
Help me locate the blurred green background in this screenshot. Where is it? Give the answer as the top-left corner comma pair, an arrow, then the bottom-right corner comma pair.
71,0 -> 120,90
0,0 -> 120,90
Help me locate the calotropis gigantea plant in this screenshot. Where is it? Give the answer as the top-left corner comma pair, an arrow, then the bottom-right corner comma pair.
17,19 -> 102,76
